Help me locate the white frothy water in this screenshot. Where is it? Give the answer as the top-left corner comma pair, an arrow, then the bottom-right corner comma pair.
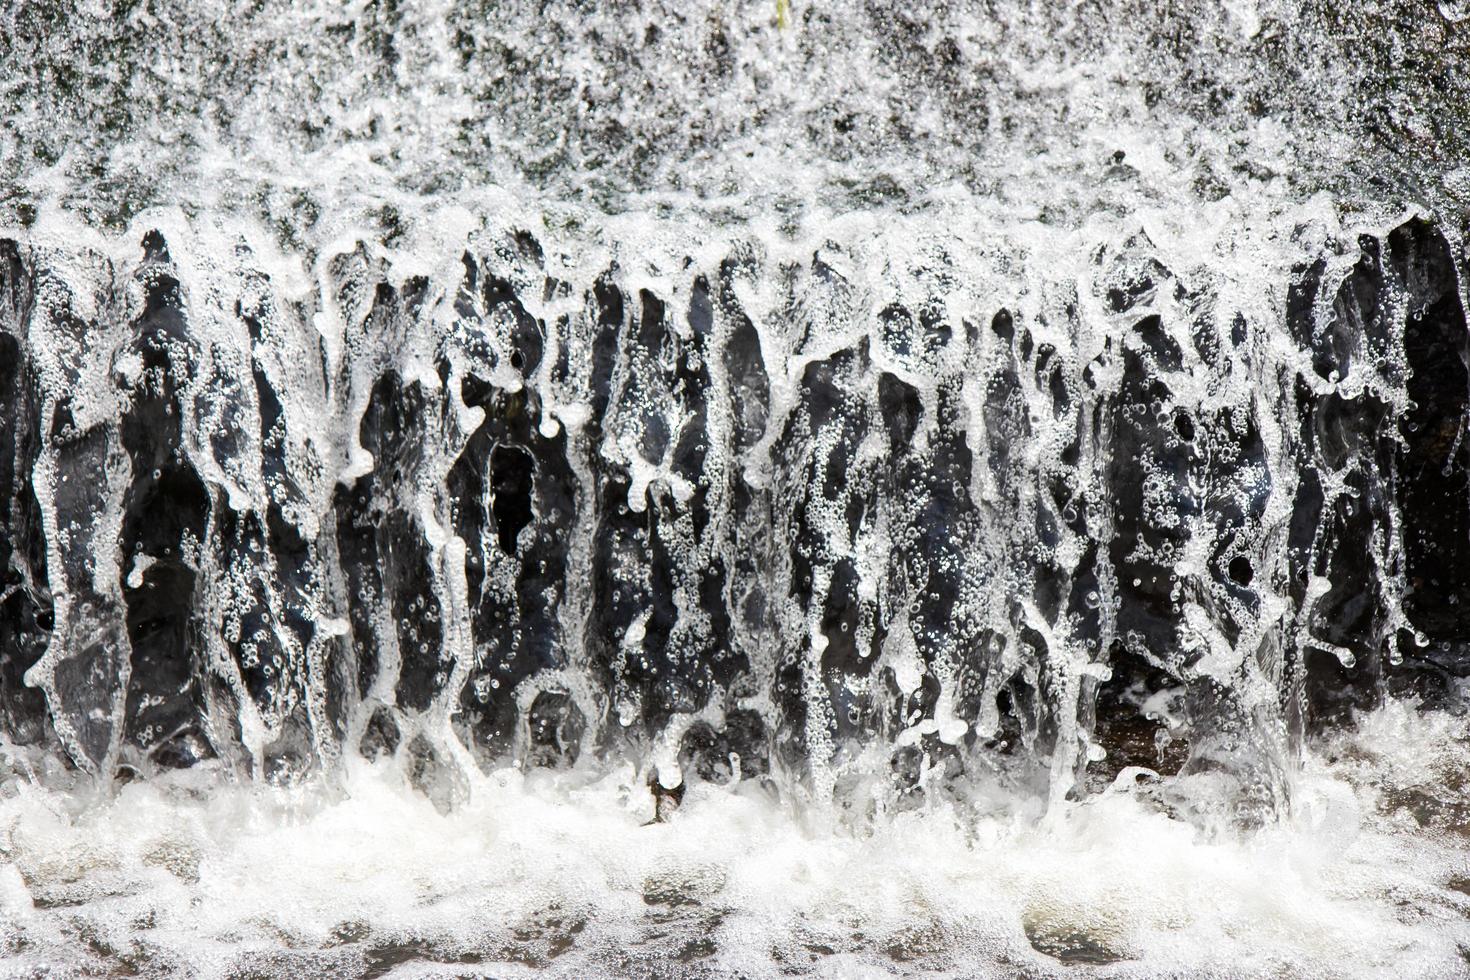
1,699 -> 1468,978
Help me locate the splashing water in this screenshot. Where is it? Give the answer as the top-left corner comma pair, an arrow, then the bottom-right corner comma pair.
1,0 -> 1469,976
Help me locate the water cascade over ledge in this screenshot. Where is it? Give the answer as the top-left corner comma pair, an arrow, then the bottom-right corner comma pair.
2,0 -> 1469,975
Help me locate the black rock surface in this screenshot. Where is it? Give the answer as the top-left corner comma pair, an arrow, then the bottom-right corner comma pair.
0,215 -> 1465,818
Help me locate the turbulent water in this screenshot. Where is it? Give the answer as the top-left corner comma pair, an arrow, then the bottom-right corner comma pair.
2,0 -> 1470,976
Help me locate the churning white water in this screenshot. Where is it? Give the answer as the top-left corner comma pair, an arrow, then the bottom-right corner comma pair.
2,0 -> 1469,976
2,698 -> 1470,976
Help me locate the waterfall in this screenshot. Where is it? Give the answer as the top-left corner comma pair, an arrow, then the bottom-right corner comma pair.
2,0 -> 1468,975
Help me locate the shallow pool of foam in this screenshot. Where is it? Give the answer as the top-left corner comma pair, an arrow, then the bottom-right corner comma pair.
1,699 -> 1467,979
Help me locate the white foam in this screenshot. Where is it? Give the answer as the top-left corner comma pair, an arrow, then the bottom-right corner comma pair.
1,701 -> 1466,977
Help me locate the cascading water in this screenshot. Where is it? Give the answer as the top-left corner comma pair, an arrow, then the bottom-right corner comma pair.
1,0 -> 1469,976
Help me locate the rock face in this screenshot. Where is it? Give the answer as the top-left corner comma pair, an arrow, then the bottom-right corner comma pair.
0,213 -> 1466,815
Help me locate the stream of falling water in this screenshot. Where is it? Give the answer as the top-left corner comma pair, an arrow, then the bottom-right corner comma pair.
2,0 -> 1470,976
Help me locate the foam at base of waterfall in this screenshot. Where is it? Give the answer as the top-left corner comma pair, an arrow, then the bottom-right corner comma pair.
2,697 -> 1467,979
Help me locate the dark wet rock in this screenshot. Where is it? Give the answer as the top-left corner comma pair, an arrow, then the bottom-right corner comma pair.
0,250 -> 52,749
677,709 -> 770,785
0,216 -> 1466,812
1289,219 -> 1470,721
1023,910 -> 1131,966
116,242 -> 211,769
405,733 -> 466,815
525,689 -> 586,769
358,705 -> 400,760
1392,219 -> 1470,696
